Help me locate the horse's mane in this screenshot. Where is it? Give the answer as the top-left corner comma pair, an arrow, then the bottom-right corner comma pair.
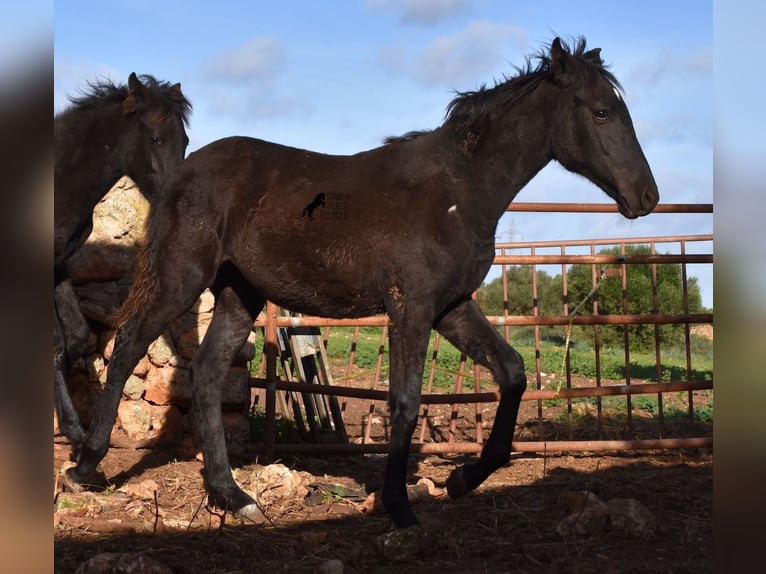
385,37 -> 620,149
445,37 -> 619,145
67,74 -> 192,125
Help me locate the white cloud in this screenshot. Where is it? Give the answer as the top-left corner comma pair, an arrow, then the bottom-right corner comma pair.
378,20 -> 528,87
365,0 -> 472,25
204,87 -> 313,125
204,36 -> 286,88
200,36 -> 313,125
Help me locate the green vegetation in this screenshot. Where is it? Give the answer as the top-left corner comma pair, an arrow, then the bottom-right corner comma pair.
317,325 -> 713,388
478,244 -> 710,354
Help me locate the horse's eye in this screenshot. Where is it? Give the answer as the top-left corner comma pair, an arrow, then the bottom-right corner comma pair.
594,110 -> 609,122
150,136 -> 163,145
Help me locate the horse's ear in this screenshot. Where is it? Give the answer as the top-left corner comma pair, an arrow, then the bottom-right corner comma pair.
171,82 -> 182,96
123,72 -> 149,115
550,37 -> 571,80
584,47 -> 603,65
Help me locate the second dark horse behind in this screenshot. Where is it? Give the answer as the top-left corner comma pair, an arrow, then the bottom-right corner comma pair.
64,38 -> 658,529
54,73 -> 191,457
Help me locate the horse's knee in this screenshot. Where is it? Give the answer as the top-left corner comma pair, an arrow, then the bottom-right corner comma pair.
495,346 -> 527,396
388,395 -> 420,436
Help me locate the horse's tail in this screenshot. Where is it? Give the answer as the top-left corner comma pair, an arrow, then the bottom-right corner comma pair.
110,233 -> 158,330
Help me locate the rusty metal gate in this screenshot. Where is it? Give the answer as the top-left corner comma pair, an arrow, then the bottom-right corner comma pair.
247,202 -> 713,459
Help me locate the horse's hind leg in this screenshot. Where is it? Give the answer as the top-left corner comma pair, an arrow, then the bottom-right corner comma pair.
189,268 -> 266,522
53,276 -> 90,455
434,298 -> 527,497
64,265 -> 209,490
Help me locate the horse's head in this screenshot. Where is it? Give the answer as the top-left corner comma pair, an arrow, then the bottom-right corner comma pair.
119,73 -> 191,199
546,38 -> 659,219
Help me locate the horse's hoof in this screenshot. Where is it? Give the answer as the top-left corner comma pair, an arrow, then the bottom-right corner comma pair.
235,502 -> 269,524
59,462 -> 108,493
445,467 -> 469,499
59,463 -> 86,493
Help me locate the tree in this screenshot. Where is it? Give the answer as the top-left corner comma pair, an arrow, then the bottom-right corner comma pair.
477,266 -> 563,341
567,245 -> 704,351
477,245 -> 705,352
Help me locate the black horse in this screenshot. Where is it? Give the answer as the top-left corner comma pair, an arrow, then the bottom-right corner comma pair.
64,38 -> 658,529
54,73 -> 191,454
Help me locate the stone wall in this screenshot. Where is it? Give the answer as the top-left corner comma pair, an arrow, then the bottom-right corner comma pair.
58,176 -> 255,457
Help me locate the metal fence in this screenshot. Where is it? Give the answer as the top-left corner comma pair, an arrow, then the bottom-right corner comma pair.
247,202 -> 713,459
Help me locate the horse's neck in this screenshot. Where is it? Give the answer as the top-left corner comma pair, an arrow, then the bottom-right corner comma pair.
452,101 -> 553,229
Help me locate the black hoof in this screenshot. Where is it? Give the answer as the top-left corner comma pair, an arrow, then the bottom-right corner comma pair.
445,466 -> 470,499
60,465 -> 107,493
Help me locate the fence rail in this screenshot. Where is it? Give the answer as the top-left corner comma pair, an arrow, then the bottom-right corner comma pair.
247,202 -> 713,460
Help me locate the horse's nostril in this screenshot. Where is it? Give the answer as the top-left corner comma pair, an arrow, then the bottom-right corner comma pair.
643,187 -> 659,210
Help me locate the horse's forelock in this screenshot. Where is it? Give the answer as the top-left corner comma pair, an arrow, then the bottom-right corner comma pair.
68,74 -> 192,125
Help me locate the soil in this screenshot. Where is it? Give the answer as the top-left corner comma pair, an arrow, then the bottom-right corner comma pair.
54,374 -> 713,573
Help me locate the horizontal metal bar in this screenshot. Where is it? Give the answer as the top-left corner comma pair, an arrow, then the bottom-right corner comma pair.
250,378 -> 713,403
487,313 -> 714,327
252,313 -> 714,328
245,437 -> 713,456
494,254 -> 712,265
496,234 -> 713,249
506,202 -> 713,214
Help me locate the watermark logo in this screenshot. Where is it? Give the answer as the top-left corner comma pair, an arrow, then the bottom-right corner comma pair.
301,192 -> 349,220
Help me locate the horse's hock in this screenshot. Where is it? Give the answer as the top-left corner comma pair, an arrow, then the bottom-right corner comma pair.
57,176 -> 254,456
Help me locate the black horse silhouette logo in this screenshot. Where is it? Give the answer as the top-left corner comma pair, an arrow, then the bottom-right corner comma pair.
301,192 -> 325,220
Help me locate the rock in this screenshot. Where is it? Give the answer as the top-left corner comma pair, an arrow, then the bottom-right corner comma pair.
556,491 -> 657,540
118,479 -> 159,501
556,491 -> 610,538
242,463 -> 315,504
194,289 -> 216,314
148,404 -> 184,443
83,353 -> 105,381
174,315 -> 212,359
67,177 -> 149,286
122,375 -> 145,400
144,364 -> 191,406
117,400 -> 153,441
316,559 -> 344,574
375,525 -> 432,562
74,552 -> 172,574
607,498 -> 656,538
147,334 -> 186,368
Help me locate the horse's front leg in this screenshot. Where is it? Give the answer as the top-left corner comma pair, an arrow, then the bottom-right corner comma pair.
382,304 -> 432,528
434,298 -> 527,497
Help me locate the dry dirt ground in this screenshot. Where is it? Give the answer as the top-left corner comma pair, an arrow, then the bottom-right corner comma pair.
54,382 -> 713,574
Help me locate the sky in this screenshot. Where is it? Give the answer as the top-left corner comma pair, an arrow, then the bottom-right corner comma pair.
52,0 -> 714,307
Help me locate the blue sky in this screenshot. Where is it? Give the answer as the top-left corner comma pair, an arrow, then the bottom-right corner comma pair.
53,0 -> 714,307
